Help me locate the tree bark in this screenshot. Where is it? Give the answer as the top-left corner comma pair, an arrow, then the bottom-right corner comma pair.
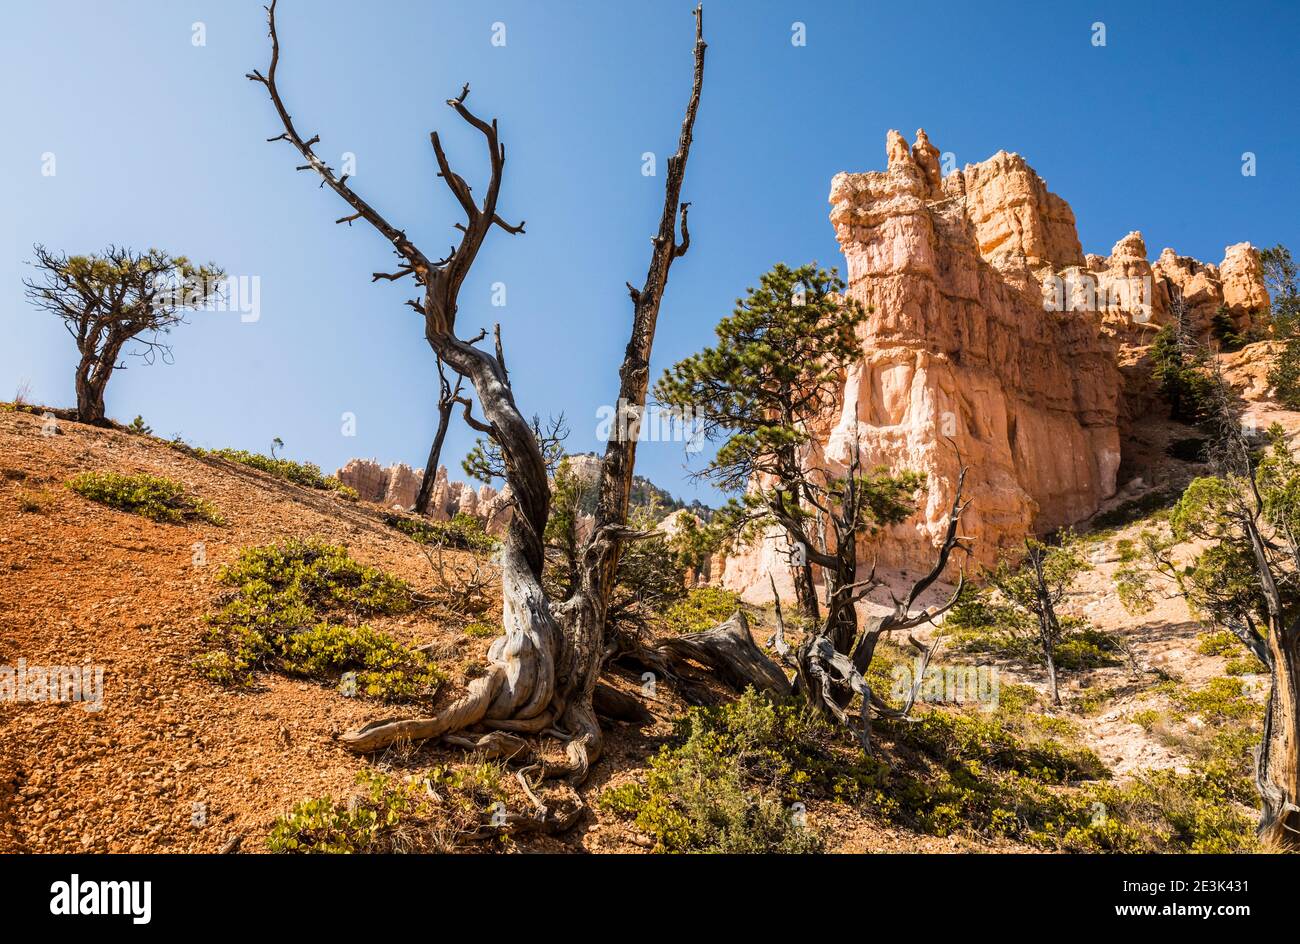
75,350 -> 114,425
248,1 -> 708,782
1257,627 -> 1300,848
413,366 -> 460,516
793,558 -> 820,622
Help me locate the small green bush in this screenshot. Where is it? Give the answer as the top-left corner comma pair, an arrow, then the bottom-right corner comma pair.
199,448 -> 357,499
1161,677 -> 1259,723
942,592 -> 1121,670
198,539 -> 439,699
384,511 -> 498,553
267,764 -> 506,853
598,690 -> 828,853
463,620 -> 500,639
1196,630 -> 1238,657
69,471 -> 223,524
661,586 -> 741,634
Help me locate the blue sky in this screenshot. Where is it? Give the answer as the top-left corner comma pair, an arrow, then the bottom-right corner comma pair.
3,0 -> 1297,505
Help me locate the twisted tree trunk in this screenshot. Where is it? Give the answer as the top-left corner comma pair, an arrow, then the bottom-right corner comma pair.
249,0 -> 708,784
1257,628 -> 1300,847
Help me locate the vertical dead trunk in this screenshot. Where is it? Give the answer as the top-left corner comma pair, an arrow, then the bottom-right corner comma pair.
793,559 -> 820,622
413,364 -> 461,516
1257,628 -> 1300,848
247,1 -> 708,773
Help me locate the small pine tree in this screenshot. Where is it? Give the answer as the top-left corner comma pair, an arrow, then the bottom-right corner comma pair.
1262,245 -> 1300,409
1210,305 -> 1245,353
988,531 -> 1092,705
655,262 -> 878,620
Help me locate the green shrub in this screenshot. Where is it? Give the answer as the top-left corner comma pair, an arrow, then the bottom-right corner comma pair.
1225,655 -> 1266,675
267,764 -> 506,853
942,591 -> 1121,670
69,471 -> 223,524
598,690 -> 828,853
1130,708 -> 1162,730
1161,677 -> 1259,723
384,511 -> 498,553
198,539 -> 439,699
890,706 -> 1107,785
463,620 -> 500,639
1196,630 -> 1238,656
126,415 -> 152,435
1054,726 -> 1260,853
199,448 -> 357,499
661,586 -> 740,634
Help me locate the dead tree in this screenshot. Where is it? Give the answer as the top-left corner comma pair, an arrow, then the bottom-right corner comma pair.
23,245 -> 223,424
249,0 -> 707,783
413,356 -> 463,516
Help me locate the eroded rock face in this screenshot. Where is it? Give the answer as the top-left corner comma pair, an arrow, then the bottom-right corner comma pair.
334,459 -> 390,503
721,129 -> 1269,602
335,460 -> 513,536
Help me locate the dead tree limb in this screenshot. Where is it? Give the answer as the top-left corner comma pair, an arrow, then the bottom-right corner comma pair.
250,1 -> 708,786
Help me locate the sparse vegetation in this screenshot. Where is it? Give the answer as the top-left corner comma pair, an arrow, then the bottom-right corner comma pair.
16,487 -> 57,514
198,539 -> 440,699
68,471 -> 223,524
267,764 -> 507,853
661,586 -> 741,634
598,690 -> 829,853
198,447 -> 357,499
384,511 -> 498,553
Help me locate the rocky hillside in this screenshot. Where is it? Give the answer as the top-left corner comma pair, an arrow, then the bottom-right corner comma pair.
0,403 -> 1273,853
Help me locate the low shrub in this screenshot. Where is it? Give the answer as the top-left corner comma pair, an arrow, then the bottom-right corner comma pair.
267,764 -> 507,853
660,586 -> 741,634
199,448 -> 357,499
198,539 -> 439,699
942,591 -> 1121,670
462,620 -> 500,639
68,471 -> 223,524
1161,677 -> 1259,723
384,511 -> 498,553
598,690 -> 828,853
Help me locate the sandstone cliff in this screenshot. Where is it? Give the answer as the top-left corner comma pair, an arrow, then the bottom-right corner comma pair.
334,459 -> 514,536
721,129 -> 1270,602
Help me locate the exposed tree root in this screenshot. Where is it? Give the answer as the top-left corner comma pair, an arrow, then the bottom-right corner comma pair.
654,611 -> 790,696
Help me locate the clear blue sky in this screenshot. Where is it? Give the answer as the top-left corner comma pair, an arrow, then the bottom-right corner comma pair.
3,0 -> 1297,505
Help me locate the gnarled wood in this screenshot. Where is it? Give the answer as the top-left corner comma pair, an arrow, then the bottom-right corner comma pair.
251,1 -> 708,785
655,611 -> 790,697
